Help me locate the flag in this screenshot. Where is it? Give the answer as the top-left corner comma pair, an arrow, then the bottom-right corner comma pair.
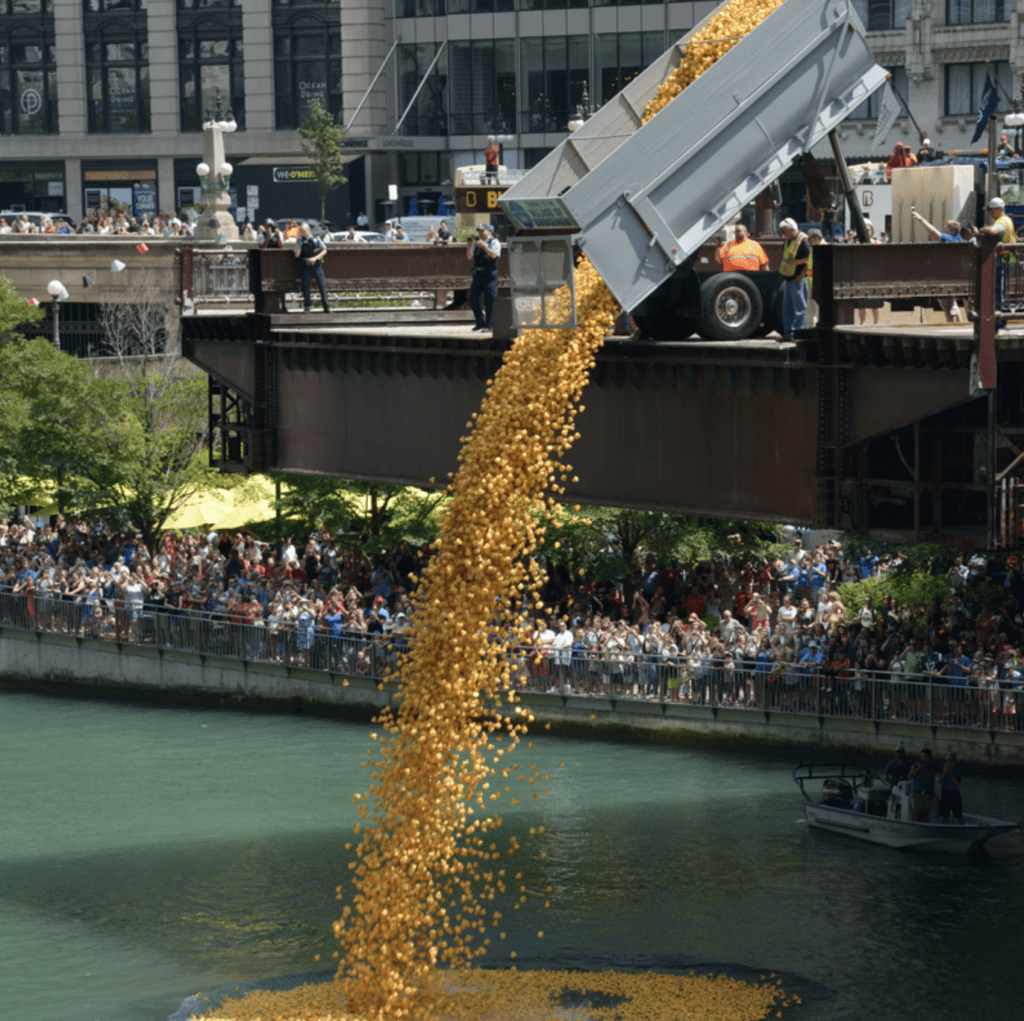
971,74 -> 1000,144
135,242 -> 149,254
872,82 -> 899,151
82,275 -> 96,289
110,259 -> 126,273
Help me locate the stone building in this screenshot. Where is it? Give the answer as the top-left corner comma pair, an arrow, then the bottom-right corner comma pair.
0,0 -> 1018,229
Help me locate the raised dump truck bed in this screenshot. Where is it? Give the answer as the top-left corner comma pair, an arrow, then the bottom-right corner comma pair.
500,0 -> 887,336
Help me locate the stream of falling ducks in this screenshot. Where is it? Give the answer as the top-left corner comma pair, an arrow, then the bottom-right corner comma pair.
199,2 -> 795,1019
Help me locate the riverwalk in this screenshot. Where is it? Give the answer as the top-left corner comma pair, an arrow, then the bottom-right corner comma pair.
3,607 -> 1024,771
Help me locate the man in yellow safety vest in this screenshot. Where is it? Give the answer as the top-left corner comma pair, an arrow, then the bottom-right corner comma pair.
779,217 -> 811,340
715,223 -> 769,272
980,196 -> 1017,329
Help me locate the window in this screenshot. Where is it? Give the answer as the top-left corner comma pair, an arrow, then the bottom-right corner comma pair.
85,0 -> 146,10
592,0 -> 664,8
400,152 -> 440,186
851,0 -> 910,30
396,0 -> 443,14
594,32 -> 662,108
947,0 -> 1007,24
397,43 -> 447,135
0,28 -> 58,133
449,40 -> 514,135
85,24 -> 150,132
521,35 -> 588,135
520,0 -> 586,11
0,1 -> 51,12
945,61 -> 1012,117
848,65 -> 908,119
272,5 -> 342,128
178,10 -> 244,131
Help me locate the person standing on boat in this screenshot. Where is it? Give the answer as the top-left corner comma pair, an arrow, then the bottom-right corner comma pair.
883,745 -> 910,789
907,748 -> 938,822
940,752 -> 966,825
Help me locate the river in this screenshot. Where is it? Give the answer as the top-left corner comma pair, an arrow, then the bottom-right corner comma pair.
2,690 -> 1022,1021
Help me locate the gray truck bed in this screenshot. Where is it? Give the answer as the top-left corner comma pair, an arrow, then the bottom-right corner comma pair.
500,0 -> 886,313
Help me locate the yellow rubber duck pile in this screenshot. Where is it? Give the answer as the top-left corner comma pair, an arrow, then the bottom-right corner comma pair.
196,2 -> 794,1019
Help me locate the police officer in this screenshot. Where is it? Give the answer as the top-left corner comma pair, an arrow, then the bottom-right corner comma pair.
467,223 -> 500,332
293,222 -> 331,314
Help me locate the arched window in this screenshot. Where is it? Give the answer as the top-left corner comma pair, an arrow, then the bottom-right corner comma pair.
85,12 -> 150,132
272,6 -> 341,129
178,11 -> 244,132
0,19 -> 58,134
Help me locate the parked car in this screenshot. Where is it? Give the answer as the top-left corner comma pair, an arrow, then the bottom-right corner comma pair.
0,210 -> 77,231
328,231 -> 388,244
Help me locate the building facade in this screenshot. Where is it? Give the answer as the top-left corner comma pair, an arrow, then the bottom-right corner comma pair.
0,0 -> 1020,228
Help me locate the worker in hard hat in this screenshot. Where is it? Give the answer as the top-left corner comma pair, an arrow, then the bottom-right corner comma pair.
979,196 -> 1016,328
715,222 -> 769,272
779,218 -> 811,340
916,138 -> 936,163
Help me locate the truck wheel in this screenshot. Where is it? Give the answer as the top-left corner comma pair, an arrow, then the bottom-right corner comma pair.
699,273 -> 763,340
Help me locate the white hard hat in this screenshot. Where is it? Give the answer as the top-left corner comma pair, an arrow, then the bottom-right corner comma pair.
779,218 -> 798,232
988,197 -> 1006,209
923,138 -> 931,146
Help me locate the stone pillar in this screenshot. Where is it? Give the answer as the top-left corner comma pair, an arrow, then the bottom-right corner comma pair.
341,0 -> 388,136
64,158 -> 82,220
241,2 -> 275,131
147,0 -> 180,138
53,0 -> 87,137
157,156 -> 176,219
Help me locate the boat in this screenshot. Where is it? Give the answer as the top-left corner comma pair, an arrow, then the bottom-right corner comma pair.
792,761 -> 1019,860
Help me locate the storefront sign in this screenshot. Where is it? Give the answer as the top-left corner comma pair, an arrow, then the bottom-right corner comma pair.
47,181 -> 63,197
273,167 -> 317,183
500,197 -> 579,230
133,185 -> 157,218
455,187 -> 506,214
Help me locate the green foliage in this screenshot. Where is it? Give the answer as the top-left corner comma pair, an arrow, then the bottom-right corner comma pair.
0,335 -> 220,545
837,569 -> 962,634
266,475 -> 446,553
297,97 -> 348,225
533,504 -> 787,598
0,275 -> 43,345
837,534 -> 961,577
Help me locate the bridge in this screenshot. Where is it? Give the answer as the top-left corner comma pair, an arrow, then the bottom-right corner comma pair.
177,238 -> 1024,550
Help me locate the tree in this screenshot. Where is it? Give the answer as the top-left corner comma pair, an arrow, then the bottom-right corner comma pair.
0,273 -> 224,546
532,504 -> 785,605
267,474 -> 446,553
297,98 -> 348,225
0,274 -> 43,345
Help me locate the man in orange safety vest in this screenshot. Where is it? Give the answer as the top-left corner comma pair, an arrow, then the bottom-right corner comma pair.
715,222 -> 770,272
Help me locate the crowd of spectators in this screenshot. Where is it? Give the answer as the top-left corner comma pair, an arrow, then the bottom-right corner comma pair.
0,210 -> 196,237
3,513 -> 1024,728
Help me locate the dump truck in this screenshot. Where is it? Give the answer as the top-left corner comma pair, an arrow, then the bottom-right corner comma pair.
499,0 -> 887,340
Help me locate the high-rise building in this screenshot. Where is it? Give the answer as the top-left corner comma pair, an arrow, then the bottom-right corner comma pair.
0,0 -> 1018,229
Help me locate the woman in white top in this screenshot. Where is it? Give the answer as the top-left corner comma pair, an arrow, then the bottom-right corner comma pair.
121,573 -> 146,640
777,593 -> 798,636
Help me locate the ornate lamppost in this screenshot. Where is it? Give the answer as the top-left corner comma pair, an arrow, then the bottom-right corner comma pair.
194,91 -> 239,242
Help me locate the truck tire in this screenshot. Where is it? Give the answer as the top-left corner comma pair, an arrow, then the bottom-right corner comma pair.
699,273 -> 763,340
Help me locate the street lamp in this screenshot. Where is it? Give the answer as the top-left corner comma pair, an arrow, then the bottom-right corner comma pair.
568,80 -> 593,133
46,278 -> 68,352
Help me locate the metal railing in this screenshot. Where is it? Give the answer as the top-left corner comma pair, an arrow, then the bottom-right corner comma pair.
192,249 -> 253,301
1,591 -> 1020,733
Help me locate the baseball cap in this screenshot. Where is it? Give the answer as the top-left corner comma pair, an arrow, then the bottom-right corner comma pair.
988,197 -> 1006,209
477,223 -> 493,231
895,745 -> 905,753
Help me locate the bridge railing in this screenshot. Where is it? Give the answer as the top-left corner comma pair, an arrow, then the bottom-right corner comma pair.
0,592 -> 1018,733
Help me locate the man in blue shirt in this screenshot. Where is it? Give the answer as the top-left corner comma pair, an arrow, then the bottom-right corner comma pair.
907,747 -> 938,822
910,211 -> 973,322
939,751 -> 966,825
883,745 -> 910,789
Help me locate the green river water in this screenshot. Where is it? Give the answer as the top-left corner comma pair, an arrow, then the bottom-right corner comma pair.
2,689 -> 1022,1021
